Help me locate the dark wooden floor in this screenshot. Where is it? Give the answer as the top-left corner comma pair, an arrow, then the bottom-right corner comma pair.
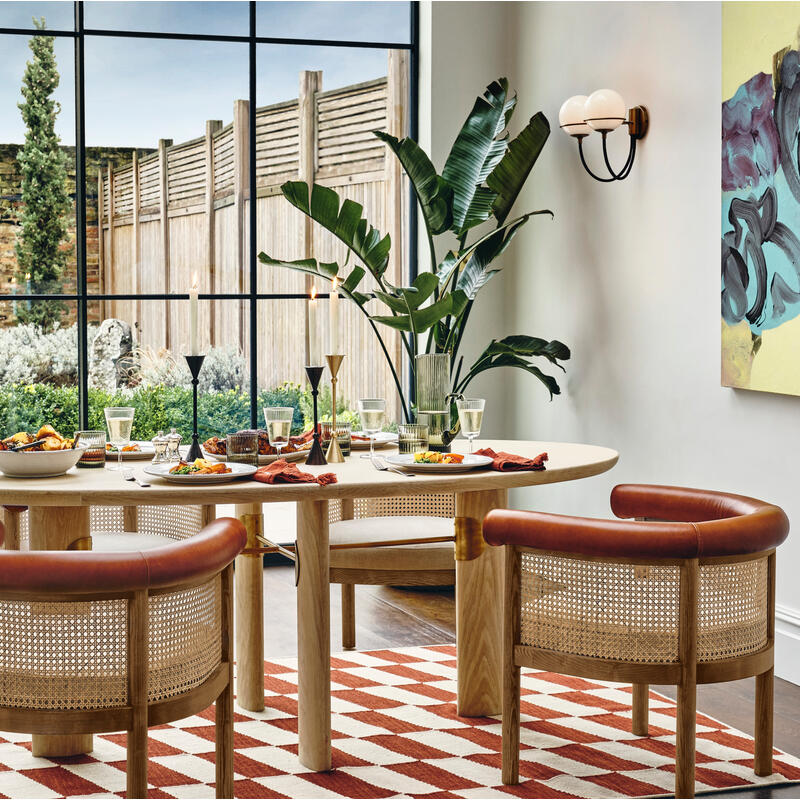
261,564 -> 800,798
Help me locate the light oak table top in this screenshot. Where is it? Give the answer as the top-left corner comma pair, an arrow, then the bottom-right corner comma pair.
0,440 -> 619,507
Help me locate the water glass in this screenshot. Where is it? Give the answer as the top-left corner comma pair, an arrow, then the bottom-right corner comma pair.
227,431 -> 259,465
456,398 -> 485,453
397,423 -> 428,455
104,406 -> 135,471
75,430 -> 106,468
357,398 -> 385,459
264,407 -> 294,456
321,421 -> 352,457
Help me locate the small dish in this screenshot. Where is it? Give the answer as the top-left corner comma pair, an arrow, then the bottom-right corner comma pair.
105,442 -> 156,461
350,431 -> 398,450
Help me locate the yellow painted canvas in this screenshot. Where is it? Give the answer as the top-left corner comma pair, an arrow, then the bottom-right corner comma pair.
722,3 -> 800,394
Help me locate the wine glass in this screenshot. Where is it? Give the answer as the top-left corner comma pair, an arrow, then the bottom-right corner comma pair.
358,398 -> 385,459
456,398 -> 485,453
104,406 -> 135,471
264,406 -> 294,457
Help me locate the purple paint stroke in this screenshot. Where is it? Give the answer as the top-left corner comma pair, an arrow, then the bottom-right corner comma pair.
722,72 -> 780,192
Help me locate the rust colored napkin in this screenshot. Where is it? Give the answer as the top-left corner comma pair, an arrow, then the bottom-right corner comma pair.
474,447 -> 548,472
254,459 -> 337,486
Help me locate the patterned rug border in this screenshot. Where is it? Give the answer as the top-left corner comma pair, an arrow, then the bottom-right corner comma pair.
0,643 -> 798,799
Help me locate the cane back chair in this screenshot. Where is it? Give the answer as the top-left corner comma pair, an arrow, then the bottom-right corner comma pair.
483,484 -> 789,799
2,503 -> 214,552
0,517 -> 245,799
328,494 -> 455,648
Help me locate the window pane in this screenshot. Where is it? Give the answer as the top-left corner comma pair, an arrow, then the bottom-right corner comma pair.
0,3 -> 74,32
85,37 -> 248,296
87,299 -> 251,441
0,32 -> 77,328
256,1 -> 410,44
256,46 -> 409,423
0,300 -> 81,436
84,1 -> 249,37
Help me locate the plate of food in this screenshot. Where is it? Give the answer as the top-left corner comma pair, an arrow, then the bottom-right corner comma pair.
203,430 -> 311,464
144,458 -> 257,484
385,451 -> 493,474
0,425 -> 88,477
350,431 -> 398,450
105,441 -> 155,461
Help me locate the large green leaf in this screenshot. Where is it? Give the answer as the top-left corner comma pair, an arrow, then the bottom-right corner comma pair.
371,290 -> 468,334
257,253 -> 370,307
374,131 -> 452,235
487,112 -> 550,224
375,273 -> 440,315
280,181 -> 391,278
442,78 -> 514,236
459,335 -> 570,398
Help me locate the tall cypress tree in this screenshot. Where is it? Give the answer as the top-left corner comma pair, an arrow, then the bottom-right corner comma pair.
15,17 -> 70,331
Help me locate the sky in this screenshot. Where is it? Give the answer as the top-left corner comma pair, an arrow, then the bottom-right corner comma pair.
0,1 -> 409,147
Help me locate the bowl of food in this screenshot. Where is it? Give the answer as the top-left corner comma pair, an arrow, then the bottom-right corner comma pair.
0,425 -> 88,478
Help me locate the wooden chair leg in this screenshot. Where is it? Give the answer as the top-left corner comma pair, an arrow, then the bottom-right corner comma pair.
501,546 -> 521,785
676,559 -> 698,799
632,683 -> 649,736
341,583 -> 356,649
127,589 -> 149,799
2,507 -> 21,551
754,667 -> 774,776
216,682 -> 234,797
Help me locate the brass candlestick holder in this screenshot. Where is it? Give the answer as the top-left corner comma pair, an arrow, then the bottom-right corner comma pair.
325,354 -> 345,463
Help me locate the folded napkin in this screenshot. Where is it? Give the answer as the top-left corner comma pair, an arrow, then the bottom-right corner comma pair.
474,447 -> 548,472
254,459 -> 337,486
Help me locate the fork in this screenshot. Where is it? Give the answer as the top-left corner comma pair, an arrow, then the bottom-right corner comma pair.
122,468 -> 150,488
370,455 -> 414,477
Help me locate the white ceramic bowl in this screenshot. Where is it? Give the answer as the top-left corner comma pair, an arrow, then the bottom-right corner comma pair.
0,445 -> 89,478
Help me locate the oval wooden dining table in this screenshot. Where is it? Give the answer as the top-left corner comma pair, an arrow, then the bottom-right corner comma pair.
0,439 -> 617,769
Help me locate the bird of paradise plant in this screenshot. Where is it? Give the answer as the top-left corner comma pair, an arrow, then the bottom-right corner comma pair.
259,77 -> 569,423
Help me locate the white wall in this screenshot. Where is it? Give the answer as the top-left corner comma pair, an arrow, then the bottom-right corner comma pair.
422,1 -> 800,683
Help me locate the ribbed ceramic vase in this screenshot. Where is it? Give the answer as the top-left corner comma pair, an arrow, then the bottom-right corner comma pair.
415,353 -> 451,453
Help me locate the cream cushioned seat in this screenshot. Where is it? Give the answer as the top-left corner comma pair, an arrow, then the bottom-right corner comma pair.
329,515 -> 454,571
90,531 -> 175,552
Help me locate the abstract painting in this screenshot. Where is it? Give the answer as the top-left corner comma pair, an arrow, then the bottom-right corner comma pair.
722,3 -> 800,394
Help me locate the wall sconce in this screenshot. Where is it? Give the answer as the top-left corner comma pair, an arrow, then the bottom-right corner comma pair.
559,89 -> 649,182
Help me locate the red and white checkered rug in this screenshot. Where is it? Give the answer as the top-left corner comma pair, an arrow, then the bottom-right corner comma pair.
1,644 -> 799,798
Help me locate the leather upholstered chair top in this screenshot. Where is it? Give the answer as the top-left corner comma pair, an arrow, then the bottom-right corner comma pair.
483,484 -> 789,799
0,517 -> 246,799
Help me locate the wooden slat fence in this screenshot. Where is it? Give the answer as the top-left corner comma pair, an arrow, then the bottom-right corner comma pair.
99,51 -> 408,421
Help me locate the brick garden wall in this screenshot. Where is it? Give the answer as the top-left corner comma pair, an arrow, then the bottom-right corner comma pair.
0,144 -> 154,326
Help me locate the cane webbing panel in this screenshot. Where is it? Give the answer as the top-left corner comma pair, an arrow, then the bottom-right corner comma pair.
328,494 -> 454,525
0,576 -> 221,711
12,505 -> 204,546
519,551 -> 768,665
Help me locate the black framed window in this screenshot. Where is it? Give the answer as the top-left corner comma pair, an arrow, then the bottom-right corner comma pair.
0,1 -> 417,438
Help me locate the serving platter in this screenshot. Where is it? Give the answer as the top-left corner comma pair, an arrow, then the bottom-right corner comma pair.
143,462 -> 258,484
385,453 -> 493,474
204,449 -> 307,465
350,431 -> 398,450
105,441 -> 155,461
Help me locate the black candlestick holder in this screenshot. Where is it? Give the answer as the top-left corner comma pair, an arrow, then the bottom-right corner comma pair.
185,354 -> 206,461
304,365 -> 327,465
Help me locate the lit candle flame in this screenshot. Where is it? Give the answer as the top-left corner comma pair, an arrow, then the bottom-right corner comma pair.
191,272 -> 198,291
311,287 -> 317,301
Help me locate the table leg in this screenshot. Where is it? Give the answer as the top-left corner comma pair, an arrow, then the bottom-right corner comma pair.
296,498 -> 331,771
455,488 -> 507,717
29,506 -> 94,756
234,503 -> 265,712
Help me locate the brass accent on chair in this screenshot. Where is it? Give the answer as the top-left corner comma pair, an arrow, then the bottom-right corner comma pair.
67,536 -> 93,551
454,516 -> 485,561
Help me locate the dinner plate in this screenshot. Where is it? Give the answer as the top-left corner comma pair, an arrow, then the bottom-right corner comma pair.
204,449 -> 307,465
350,431 -> 398,450
143,462 -> 258,484
105,441 -> 155,461
385,453 -> 493,474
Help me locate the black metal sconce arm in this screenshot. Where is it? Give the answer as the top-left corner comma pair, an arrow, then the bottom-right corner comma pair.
575,105 -> 648,183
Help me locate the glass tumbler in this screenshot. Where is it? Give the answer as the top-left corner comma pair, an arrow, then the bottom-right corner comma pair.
227,431 -> 259,465
75,430 -> 106,468
397,423 -> 429,455
321,421 -> 352,457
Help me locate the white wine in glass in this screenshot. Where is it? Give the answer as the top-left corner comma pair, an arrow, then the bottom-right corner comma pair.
456,398 -> 485,453
104,406 -> 135,471
264,407 -> 294,455
358,399 -> 385,459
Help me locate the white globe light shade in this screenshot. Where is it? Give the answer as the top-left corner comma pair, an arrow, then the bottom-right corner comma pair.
558,95 -> 591,137
584,89 -> 627,131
